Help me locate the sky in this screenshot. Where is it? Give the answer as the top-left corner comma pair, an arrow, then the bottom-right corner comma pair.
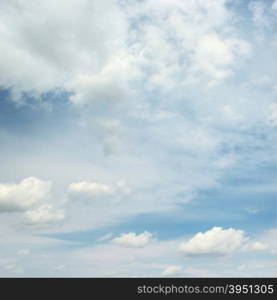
0,0 -> 276,277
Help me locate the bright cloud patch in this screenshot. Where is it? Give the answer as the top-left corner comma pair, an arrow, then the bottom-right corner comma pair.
112,232 -> 153,248
161,265 -> 183,276
0,177 -> 51,212
69,182 -> 114,197
23,204 -> 65,226
178,227 -> 249,257
68,181 -> 130,202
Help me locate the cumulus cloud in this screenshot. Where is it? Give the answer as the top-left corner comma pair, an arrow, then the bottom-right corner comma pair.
178,227 -> 249,257
161,265 -> 183,276
23,204 -> 65,226
0,177 -> 51,212
112,231 -> 153,248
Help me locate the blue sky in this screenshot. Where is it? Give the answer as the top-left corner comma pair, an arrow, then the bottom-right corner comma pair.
0,0 -> 276,277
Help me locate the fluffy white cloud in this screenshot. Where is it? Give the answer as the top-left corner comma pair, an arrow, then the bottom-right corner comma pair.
161,265 -> 183,276
178,227 -> 249,256
23,204 -> 65,226
0,177 -> 51,212
112,231 -> 153,248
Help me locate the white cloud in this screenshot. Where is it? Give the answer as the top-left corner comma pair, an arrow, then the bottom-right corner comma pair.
251,228 -> 277,254
178,227 -> 249,256
68,181 -> 130,202
0,177 -> 51,212
23,204 -> 65,226
112,231 -> 153,248
161,265 -> 183,276
178,227 -> 274,257
249,242 -> 268,251
0,0 -> 251,107
194,34 -> 250,81
69,182 -> 114,197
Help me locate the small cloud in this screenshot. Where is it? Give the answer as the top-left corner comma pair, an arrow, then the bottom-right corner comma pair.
161,265 -> 183,276
98,233 -> 113,241
68,181 -> 130,202
251,242 -> 268,251
23,204 -> 65,226
69,182 -> 114,197
112,231 -> 153,248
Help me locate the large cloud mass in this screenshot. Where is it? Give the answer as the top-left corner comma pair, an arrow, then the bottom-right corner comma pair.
0,0 -> 251,106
